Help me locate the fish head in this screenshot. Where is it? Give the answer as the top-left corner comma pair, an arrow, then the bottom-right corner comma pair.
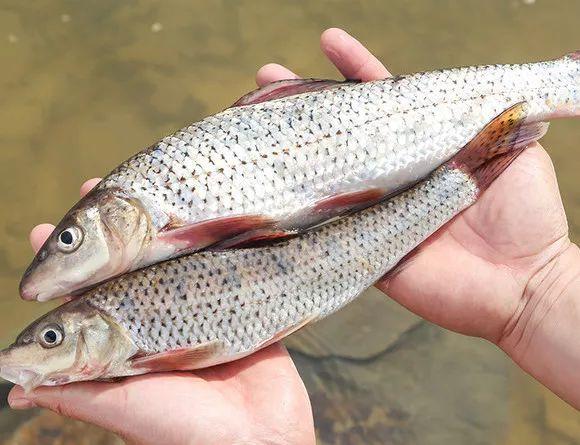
0,299 -> 138,392
20,189 -> 151,302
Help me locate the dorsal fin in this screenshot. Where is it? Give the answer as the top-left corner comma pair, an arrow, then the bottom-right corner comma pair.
231,78 -> 357,107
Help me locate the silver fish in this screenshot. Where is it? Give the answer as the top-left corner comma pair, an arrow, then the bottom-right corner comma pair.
20,52 -> 580,301
1,127 -> 531,390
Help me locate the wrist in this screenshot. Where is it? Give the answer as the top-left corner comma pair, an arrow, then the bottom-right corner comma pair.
499,241 -> 580,407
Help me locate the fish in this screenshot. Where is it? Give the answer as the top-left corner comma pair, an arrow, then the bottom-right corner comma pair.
1,110 -> 540,390
19,51 -> 580,302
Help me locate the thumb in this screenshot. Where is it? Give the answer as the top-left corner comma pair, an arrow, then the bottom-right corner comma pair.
8,380 -> 144,442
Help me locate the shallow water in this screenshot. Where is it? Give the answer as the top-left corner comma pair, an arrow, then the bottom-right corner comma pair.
0,0 -> 579,443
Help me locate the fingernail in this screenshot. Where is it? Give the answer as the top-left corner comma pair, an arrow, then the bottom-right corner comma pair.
8,395 -> 37,410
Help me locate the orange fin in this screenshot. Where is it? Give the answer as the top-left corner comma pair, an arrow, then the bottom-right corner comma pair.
451,102 -> 546,192
158,215 -> 277,252
231,78 -> 356,107
471,146 -> 527,192
258,313 -> 319,350
452,102 -> 548,173
131,340 -> 224,372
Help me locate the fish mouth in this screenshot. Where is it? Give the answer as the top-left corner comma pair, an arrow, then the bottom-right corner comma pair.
19,278 -> 39,301
20,276 -> 70,302
0,348 -> 45,391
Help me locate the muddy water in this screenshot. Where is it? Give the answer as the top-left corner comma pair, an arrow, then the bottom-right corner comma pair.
0,0 -> 579,443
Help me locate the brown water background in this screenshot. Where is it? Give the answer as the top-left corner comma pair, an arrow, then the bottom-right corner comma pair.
0,0 -> 579,443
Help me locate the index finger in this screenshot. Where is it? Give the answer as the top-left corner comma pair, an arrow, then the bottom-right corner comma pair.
256,63 -> 299,87
30,224 -> 55,253
320,28 -> 390,81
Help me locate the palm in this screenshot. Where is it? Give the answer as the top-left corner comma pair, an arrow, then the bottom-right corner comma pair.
11,28 -> 571,443
12,344 -> 314,445
257,28 -> 570,342
379,145 -> 569,341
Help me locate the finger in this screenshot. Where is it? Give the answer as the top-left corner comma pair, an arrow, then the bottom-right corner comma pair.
80,178 -> 102,197
320,28 -> 390,81
29,223 -> 55,253
28,178 -> 101,253
8,378 -> 176,443
256,63 -> 299,87
8,383 -> 133,439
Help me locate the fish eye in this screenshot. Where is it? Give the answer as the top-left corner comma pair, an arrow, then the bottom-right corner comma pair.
39,325 -> 64,348
57,226 -> 83,253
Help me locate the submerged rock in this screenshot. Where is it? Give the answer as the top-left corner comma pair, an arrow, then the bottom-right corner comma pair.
288,293 -> 511,445
285,288 -> 421,360
1,410 -> 122,445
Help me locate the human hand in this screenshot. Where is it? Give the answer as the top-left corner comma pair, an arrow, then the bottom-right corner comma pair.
8,27 -> 580,440
6,30 -> 391,443
261,28 -> 580,408
9,189 -> 314,445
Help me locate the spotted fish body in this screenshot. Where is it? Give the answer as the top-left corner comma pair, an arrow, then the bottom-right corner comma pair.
20,52 -> 580,302
101,54 -> 578,227
0,116 -> 562,388
87,165 -> 478,360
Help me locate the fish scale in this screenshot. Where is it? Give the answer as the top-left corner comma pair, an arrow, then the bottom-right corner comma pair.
97,58 -> 575,229
87,165 -> 478,356
19,53 -> 579,303
3,55 -> 580,389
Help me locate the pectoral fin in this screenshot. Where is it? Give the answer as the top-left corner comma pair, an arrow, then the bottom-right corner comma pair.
131,340 -> 224,372
158,215 -> 277,252
156,186 -> 390,251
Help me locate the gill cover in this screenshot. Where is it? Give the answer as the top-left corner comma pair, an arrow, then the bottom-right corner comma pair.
0,299 -> 138,392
